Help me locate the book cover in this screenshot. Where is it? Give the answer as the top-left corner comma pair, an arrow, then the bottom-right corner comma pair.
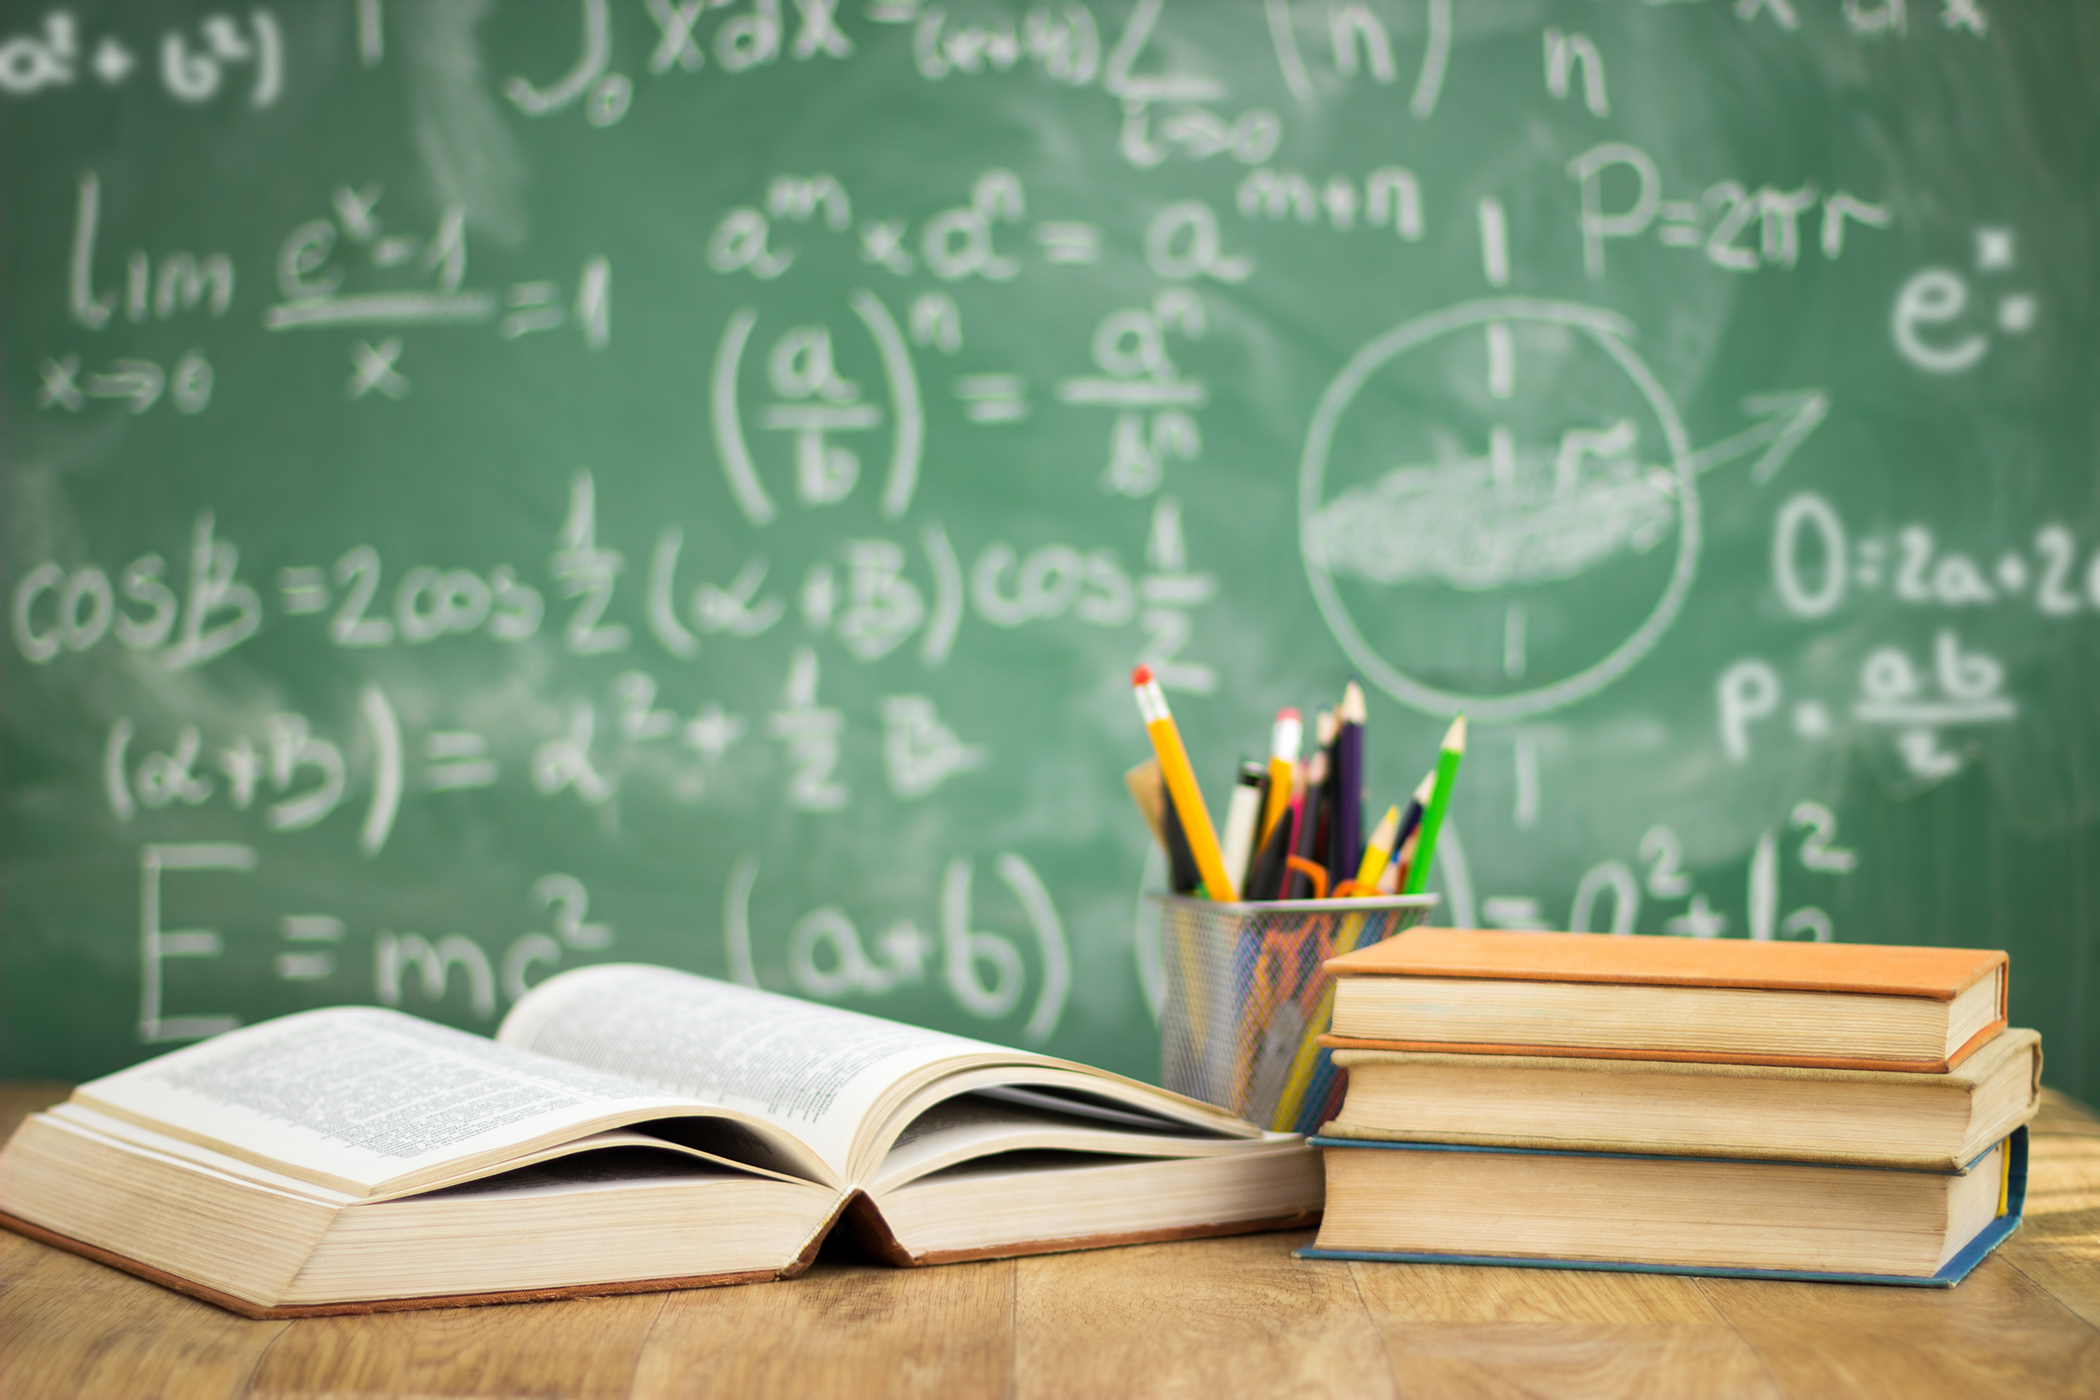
1321,929 -> 2009,1072
1320,1030 -> 2043,1169
1325,928 -> 2006,1002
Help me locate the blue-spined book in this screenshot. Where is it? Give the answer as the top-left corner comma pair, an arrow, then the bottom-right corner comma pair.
1296,1128 -> 2025,1288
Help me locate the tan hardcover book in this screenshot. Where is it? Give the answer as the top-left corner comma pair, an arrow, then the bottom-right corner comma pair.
0,965 -> 1318,1317
1304,1133 -> 2023,1282
1321,1028 -> 2041,1170
1322,928 -> 2008,1071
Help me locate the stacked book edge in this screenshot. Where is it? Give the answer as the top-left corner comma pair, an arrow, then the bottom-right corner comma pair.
1296,928 -> 2037,1286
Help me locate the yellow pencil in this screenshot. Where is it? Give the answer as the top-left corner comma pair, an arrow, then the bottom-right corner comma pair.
1260,707 -> 1300,844
1131,666 -> 1237,902
1353,804 -> 1401,892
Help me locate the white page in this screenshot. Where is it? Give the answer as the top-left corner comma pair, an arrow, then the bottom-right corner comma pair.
76,1007 -> 698,1196
498,965 -> 1013,1178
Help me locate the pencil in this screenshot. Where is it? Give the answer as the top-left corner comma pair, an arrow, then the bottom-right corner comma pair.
1123,759 -> 1167,852
1391,827 -> 1420,892
1287,732 -> 1331,901
1161,792 -> 1201,895
1394,768 -> 1435,854
1244,793 -> 1298,901
1353,804 -> 1401,891
1260,708 -> 1300,843
1403,714 -> 1467,896
1132,666 -> 1238,902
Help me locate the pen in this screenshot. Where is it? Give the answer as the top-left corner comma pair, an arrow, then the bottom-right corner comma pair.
1220,760 -> 1268,897
1332,682 -> 1366,887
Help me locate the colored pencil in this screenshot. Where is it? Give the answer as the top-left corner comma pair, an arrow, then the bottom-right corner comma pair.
1287,732 -> 1331,901
1132,666 -> 1237,901
1244,794 -> 1297,901
1123,759 -> 1167,853
1161,793 -> 1200,895
1394,768 -> 1435,854
1403,714 -> 1467,896
1260,708 -> 1300,843
1391,827 -> 1420,893
1353,804 -> 1401,892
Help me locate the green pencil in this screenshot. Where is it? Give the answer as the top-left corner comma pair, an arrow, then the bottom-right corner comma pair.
1402,714 -> 1467,896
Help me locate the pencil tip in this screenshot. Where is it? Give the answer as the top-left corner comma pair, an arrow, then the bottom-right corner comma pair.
1446,713 -> 1468,750
1131,665 -> 1152,686
1341,681 -> 1367,722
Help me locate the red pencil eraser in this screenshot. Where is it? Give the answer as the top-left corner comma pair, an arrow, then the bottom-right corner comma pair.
1131,665 -> 1153,686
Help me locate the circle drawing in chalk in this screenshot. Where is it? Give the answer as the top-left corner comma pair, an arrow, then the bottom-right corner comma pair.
1299,299 -> 1698,722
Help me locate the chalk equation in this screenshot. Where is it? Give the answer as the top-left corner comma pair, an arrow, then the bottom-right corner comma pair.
137,843 -> 1070,1044
1560,803 -> 1857,943
1,10 -> 282,106
1720,630 -> 2015,782
5,0 -> 2091,1088
1772,492 -> 2100,621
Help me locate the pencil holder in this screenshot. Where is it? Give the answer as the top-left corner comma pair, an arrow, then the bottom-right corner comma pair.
1154,893 -> 1437,1136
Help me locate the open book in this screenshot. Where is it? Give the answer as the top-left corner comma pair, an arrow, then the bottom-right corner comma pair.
0,965 -> 1319,1316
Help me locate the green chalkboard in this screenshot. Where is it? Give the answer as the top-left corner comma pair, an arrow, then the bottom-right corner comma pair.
6,0 -> 2098,1096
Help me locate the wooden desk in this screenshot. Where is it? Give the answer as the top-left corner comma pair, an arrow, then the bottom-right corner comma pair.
2,1082 -> 2094,1399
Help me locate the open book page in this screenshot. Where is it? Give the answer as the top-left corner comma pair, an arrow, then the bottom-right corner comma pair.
37,1104 -> 363,1205
498,965 -> 1017,1182
38,1101 -> 811,1201
867,1096 -> 1294,1194
73,1007 -> 702,1198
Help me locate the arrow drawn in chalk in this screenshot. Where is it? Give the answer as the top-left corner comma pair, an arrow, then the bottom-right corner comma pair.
85,360 -> 166,414
1683,389 -> 1830,485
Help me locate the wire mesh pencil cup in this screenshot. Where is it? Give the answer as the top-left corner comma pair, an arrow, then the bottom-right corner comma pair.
1155,893 -> 1437,1136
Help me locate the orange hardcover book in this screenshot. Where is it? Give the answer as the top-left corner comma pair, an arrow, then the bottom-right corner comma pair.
1320,929 -> 2008,1073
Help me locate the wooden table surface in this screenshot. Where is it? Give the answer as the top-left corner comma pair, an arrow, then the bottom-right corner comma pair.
2,1082 -> 2095,1399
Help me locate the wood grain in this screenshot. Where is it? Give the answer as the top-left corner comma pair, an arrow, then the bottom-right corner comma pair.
632,1256 -> 1015,1400
246,1291 -> 667,1398
2,1081 -> 2097,1399
0,1237 -> 285,1400
1699,1257 -> 2100,1400
1351,1261 -> 1783,1398
1999,1089 -> 2100,1330
1013,1228 -> 1394,1399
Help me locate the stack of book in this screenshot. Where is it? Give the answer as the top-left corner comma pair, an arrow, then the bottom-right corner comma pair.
1298,928 -> 2040,1286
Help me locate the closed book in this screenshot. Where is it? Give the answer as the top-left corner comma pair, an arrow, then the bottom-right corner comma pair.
1299,1129 -> 2026,1286
1322,928 -> 2007,1071
1322,1028 -> 2042,1171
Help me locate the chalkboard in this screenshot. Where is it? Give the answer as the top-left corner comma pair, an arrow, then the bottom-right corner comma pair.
5,0 -> 2097,1098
